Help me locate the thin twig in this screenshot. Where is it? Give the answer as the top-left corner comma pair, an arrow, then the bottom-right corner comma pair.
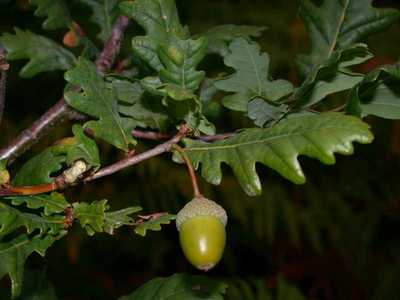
85,126 -> 190,182
96,16 -> 130,73
132,128 -> 235,142
172,144 -> 201,197
0,126 -> 190,196
0,16 -> 131,164
0,47 -> 8,127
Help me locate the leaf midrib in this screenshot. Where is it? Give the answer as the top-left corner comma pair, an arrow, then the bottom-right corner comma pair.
88,68 -> 130,148
185,125 -> 368,152
326,0 -> 350,59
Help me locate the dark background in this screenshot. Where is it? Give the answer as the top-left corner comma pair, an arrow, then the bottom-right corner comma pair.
1,0 -> 400,299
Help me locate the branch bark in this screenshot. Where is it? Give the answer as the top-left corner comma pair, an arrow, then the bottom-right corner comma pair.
0,16 -> 130,164
85,126 -> 190,182
0,126 -> 190,196
0,47 -> 8,127
132,129 -> 235,142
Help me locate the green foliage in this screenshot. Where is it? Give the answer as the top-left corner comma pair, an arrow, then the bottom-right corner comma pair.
118,273 -> 227,300
30,0 -> 72,30
0,234 -> 60,299
134,213 -> 176,236
200,24 -> 267,56
178,113 -> 373,196
293,43 -> 372,109
2,0 -> 400,298
0,203 -> 65,239
119,0 -> 189,71
13,125 -> 99,185
113,79 -> 170,130
0,28 -> 76,78
73,200 -> 142,236
78,0 -> 120,42
8,193 -> 69,216
64,58 -> 136,152
347,63 -> 400,119
215,38 -> 293,115
297,0 -> 400,74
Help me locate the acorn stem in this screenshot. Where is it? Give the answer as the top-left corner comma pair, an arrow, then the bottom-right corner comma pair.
173,145 -> 201,197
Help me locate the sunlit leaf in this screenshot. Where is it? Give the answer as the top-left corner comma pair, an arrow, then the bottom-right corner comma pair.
178,113 -> 373,196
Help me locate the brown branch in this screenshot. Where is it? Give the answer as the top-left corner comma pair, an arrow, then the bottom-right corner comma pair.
131,129 -> 171,141
95,16 -> 130,73
0,126 -> 190,197
85,126 -> 190,182
132,129 -> 235,142
0,47 -> 8,127
0,16 -> 131,164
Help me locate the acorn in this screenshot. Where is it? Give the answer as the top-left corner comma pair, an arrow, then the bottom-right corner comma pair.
176,196 -> 227,271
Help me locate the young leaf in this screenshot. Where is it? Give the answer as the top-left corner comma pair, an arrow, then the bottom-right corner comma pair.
215,38 -> 293,112
298,0 -> 400,74
7,193 -> 69,217
73,200 -> 108,236
0,28 -> 76,78
134,213 -> 176,237
78,0 -> 120,42
74,200 -> 143,235
0,234 -> 59,299
30,0 -> 72,30
0,203 -> 66,240
64,58 -> 136,151
200,24 -> 267,56
118,273 -> 227,300
347,63 -> 400,119
120,0 -> 189,71
104,206 -> 142,234
178,113 -> 373,196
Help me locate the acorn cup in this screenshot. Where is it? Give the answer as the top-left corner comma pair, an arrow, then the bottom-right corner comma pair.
176,196 -> 227,271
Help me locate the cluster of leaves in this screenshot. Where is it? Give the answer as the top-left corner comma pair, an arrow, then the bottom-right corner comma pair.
0,0 -> 400,298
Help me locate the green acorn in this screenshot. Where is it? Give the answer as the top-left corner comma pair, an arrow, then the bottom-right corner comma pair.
176,196 -> 227,271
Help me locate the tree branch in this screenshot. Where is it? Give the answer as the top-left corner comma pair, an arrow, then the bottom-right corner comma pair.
0,16 -> 130,164
85,126 -> 190,182
0,47 -> 8,127
132,129 -> 235,142
0,126 -> 190,197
